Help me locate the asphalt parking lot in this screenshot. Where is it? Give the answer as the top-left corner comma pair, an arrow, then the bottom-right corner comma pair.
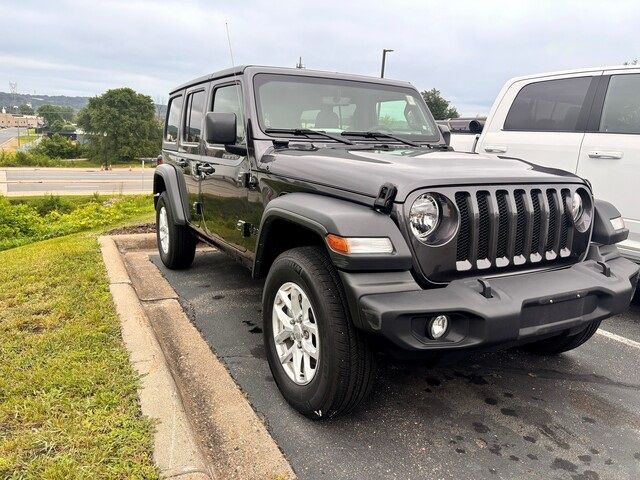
153,250 -> 640,480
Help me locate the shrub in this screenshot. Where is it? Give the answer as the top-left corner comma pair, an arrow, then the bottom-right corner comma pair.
34,134 -> 85,159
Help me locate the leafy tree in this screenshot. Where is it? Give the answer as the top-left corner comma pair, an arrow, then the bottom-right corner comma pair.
18,104 -> 35,115
76,88 -> 162,167
35,134 -> 85,159
37,104 -> 75,132
421,88 -> 460,120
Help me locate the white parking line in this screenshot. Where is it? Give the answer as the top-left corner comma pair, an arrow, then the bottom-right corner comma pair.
597,328 -> 640,349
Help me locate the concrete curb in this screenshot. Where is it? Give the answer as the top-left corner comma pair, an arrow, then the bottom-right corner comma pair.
99,236 -> 214,480
100,233 -> 295,480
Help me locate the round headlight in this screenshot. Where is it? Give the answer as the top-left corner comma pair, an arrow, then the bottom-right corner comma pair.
570,191 -> 583,222
409,194 -> 440,241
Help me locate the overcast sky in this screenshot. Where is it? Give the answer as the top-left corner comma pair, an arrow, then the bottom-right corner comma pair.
1,0 -> 639,114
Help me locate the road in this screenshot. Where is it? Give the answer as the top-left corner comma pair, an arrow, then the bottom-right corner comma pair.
0,127 -> 20,146
153,250 -> 640,480
0,168 -> 152,195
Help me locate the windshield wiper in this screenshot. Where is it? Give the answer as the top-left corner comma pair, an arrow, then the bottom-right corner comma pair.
265,128 -> 354,145
341,131 -> 421,147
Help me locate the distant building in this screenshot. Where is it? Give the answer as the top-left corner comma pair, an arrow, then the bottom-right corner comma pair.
0,113 -> 44,128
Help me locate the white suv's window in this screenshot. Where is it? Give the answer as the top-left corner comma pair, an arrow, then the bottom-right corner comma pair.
600,74 -> 640,134
504,77 -> 591,132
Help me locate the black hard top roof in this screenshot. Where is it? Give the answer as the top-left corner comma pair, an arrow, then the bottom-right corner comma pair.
169,65 -> 414,95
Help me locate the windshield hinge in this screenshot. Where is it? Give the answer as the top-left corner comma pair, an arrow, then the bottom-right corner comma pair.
374,183 -> 397,214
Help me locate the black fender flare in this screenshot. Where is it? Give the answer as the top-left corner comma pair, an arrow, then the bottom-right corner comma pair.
253,193 -> 413,277
153,164 -> 188,225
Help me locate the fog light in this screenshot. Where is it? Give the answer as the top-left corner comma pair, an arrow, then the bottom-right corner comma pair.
428,315 -> 449,339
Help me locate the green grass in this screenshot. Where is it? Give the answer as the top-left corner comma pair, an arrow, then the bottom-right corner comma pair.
17,130 -> 40,145
0,150 -> 148,168
0,194 -> 158,478
0,194 -> 154,251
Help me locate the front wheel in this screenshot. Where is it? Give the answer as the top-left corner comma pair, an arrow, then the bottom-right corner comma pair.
263,246 -> 376,419
156,192 -> 196,269
522,320 -> 601,355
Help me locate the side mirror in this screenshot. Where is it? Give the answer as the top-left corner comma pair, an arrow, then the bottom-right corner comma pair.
438,124 -> 451,146
205,112 -> 237,145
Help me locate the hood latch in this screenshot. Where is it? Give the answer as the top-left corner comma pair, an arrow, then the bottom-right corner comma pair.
374,183 -> 397,214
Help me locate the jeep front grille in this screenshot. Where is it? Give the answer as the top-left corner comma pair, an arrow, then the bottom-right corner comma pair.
454,186 -> 577,272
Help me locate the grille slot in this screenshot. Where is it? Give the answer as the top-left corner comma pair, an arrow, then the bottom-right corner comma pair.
454,186 -> 582,272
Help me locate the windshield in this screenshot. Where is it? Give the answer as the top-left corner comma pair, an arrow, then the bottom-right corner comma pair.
254,73 -> 440,143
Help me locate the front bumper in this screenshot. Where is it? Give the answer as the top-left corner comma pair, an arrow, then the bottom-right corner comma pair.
339,248 -> 639,352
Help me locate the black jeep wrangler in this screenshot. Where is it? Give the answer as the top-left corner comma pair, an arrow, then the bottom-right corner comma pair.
154,66 -> 638,419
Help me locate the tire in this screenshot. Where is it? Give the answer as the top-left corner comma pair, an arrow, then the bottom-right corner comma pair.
156,192 -> 196,269
263,246 -> 376,419
522,320 -> 602,355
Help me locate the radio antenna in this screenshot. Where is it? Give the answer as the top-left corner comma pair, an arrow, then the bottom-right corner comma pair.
224,21 -> 247,143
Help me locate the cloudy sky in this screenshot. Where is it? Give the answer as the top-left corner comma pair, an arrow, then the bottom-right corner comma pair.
1,0 -> 639,114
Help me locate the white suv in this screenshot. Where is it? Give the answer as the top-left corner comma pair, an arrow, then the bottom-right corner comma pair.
455,66 -> 640,263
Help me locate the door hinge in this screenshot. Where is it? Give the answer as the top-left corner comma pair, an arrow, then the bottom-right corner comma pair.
236,220 -> 258,237
237,171 -> 258,189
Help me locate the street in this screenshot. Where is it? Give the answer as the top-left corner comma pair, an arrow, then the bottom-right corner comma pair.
0,167 -> 153,195
0,127 -> 20,147
153,249 -> 640,480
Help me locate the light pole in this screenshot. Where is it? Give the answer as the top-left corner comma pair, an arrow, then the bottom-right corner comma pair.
380,49 -> 394,78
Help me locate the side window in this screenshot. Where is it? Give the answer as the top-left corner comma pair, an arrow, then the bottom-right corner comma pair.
599,74 -> 640,134
212,84 -> 245,143
183,90 -> 206,143
504,77 -> 592,132
165,95 -> 182,142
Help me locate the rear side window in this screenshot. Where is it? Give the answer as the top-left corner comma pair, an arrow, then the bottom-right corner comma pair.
599,74 -> 640,134
212,84 -> 245,143
165,95 -> 182,142
504,77 -> 592,132
183,90 -> 206,143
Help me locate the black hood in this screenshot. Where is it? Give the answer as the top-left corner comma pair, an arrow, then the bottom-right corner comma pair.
263,146 -> 585,202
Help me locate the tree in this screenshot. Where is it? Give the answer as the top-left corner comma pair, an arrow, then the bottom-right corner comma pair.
421,88 -> 460,120
624,58 -> 639,65
37,104 -> 75,132
18,104 -> 34,115
76,88 -> 162,166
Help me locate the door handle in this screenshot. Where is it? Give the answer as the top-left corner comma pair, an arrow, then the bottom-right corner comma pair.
484,146 -> 507,154
587,151 -> 623,160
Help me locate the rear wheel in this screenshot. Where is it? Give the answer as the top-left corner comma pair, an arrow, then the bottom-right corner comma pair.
156,192 -> 196,269
263,246 -> 376,419
522,320 -> 601,355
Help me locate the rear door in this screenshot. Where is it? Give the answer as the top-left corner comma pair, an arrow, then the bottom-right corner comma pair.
180,87 -> 208,227
478,74 -> 600,172
578,70 -> 640,260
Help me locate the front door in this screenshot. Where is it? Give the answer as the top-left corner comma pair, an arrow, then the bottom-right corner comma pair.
200,82 -> 252,252
578,71 -> 640,258
479,75 -> 599,172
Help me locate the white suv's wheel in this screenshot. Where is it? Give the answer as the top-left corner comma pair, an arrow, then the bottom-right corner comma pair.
263,246 -> 376,419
